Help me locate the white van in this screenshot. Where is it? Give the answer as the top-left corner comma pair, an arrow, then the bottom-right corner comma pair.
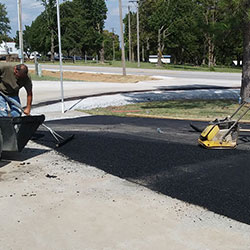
149,55 -> 171,64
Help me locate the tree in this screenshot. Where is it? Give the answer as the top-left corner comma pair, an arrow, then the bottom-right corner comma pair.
124,11 -> 137,61
220,0 -> 250,100
24,0 -> 107,59
39,0 -> 57,61
240,0 -> 250,100
60,1 -> 82,56
102,30 -> 120,60
146,0 -> 176,66
125,0 -> 243,67
58,0 -> 107,58
22,13 -> 51,55
195,0 -> 219,67
0,3 -> 11,42
72,0 -> 107,57
139,0 -> 198,66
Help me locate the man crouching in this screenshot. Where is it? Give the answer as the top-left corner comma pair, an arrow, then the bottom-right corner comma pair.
0,64 -> 32,117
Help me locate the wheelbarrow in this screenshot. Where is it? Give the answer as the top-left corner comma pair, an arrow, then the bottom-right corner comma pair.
0,115 -> 45,158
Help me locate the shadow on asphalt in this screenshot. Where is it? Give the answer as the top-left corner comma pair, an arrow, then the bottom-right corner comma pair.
36,115 -> 250,225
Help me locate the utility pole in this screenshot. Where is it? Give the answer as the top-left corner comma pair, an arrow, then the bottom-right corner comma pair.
136,3 -> 140,67
112,28 -> 115,61
119,0 -> 126,76
129,0 -> 140,67
128,6 -> 132,62
56,0 -> 65,113
17,0 -> 24,64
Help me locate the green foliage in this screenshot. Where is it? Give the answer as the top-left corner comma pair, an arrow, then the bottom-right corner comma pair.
102,30 -> 120,60
83,99 -> 245,121
123,11 -> 138,60
123,0 -> 243,66
67,0 -> 107,55
19,0 -> 244,66
23,0 -> 107,58
23,13 -> 51,54
0,3 -> 10,42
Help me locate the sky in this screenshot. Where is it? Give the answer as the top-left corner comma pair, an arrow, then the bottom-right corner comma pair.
1,0 -> 135,39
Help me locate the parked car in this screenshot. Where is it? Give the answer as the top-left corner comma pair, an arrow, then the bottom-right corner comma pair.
54,55 -> 66,61
54,55 -> 83,62
74,56 -> 82,60
64,56 -> 74,60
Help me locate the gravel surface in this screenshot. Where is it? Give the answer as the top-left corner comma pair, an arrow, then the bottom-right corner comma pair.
32,88 -> 240,116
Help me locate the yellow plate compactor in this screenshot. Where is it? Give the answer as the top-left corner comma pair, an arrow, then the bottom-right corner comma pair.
198,99 -> 250,149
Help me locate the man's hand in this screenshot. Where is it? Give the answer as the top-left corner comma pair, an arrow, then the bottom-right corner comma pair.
23,106 -> 31,116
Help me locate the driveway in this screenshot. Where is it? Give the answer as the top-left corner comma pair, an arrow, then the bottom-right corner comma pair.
39,115 -> 250,225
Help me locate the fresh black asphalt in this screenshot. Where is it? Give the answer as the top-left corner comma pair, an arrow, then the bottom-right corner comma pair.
34,115 -> 250,225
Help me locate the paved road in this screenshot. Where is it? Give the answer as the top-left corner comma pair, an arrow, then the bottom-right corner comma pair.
36,115 -> 250,226
29,64 -> 241,81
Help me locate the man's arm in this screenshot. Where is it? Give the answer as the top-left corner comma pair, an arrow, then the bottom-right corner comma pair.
23,89 -> 32,115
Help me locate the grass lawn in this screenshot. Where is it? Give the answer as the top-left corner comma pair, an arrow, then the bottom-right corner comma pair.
29,72 -> 80,81
30,73 -> 60,81
81,99 -> 250,121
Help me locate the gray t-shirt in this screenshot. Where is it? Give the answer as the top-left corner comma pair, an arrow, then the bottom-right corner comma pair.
0,65 -> 32,96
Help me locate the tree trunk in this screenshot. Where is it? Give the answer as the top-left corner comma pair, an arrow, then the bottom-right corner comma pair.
241,19 -> 250,101
50,29 -> 54,62
146,37 -> 150,62
100,41 -> 105,64
97,23 -> 105,64
208,35 -> 215,67
202,39 -> 206,65
157,28 -> 162,66
142,45 -> 145,62
132,47 -> 135,62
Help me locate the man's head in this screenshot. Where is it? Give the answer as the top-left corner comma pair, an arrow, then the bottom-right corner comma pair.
14,64 -> 28,79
